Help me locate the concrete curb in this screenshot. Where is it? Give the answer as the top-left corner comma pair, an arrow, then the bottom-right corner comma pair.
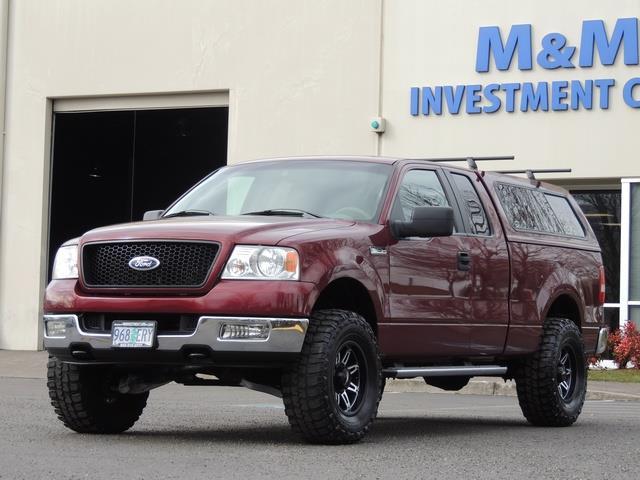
584,389 -> 640,401
384,377 -> 640,401
385,378 -> 517,396
0,350 -> 48,379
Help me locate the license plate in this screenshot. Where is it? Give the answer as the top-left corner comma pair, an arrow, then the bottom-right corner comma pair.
111,321 -> 156,348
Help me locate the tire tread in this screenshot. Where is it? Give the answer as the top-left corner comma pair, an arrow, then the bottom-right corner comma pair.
47,356 -> 148,434
515,317 -> 586,427
281,309 -> 382,444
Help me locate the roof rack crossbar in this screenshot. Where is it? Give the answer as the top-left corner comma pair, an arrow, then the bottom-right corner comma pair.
411,155 -> 515,170
496,168 -> 572,180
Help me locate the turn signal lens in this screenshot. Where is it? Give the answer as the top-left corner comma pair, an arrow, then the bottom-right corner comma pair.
598,266 -> 606,305
284,251 -> 298,273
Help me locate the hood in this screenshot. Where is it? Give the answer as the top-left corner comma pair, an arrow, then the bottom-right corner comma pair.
80,215 -> 355,246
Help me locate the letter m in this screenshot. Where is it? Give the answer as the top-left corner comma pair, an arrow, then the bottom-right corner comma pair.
476,24 -> 532,72
579,18 -> 639,67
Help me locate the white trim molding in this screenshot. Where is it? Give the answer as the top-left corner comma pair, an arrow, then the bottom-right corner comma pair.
52,91 -> 229,113
619,178 -> 636,325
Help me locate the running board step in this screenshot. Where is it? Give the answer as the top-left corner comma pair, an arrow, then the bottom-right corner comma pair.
383,365 -> 507,379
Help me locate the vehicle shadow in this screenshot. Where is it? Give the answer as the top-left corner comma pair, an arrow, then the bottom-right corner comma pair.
121,424 -> 300,445
371,415 -> 528,439
116,415 -> 529,446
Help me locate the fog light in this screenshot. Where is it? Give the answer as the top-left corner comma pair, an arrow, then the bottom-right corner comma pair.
45,319 -> 69,338
219,322 -> 270,340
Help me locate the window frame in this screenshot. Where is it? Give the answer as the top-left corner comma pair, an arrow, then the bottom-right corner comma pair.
444,170 -> 494,237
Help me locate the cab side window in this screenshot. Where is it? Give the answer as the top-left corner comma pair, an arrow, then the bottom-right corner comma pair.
450,173 -> 491,235
390,170 -> 449,222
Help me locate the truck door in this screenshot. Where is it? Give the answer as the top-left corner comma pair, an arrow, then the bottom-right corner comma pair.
444,170 -> 510,355
386,167 -> 471,358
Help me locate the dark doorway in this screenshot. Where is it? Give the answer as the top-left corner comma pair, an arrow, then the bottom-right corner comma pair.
49,107 -> 228,278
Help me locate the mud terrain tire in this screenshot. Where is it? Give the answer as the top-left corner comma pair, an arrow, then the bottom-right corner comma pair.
47,356 -> 148,433
515,317 -> 587,427
282,309 -> 382,444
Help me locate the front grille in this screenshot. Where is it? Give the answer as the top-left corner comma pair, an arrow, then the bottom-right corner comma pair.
82,313 -> 199,335
82,241 -> 219,288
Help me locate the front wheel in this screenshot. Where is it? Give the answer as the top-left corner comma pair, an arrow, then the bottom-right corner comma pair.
515,317 -> 587,427
281,309 -> 382,444
47,356 -> 148,433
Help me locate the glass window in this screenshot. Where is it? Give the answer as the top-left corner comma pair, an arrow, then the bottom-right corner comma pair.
495,183 -> 584,237
629,307 -> 640,329
226,176 -> 254,215
164,160 -> 392,223
604,308 -> 620,333
630,183 -> 640,302
544,194 -> 585,237
600,308 -> 621,358
390,170 -> 449,222
451,173 -> 490,235
571,190 -> 621,304
496,183 -> 559,233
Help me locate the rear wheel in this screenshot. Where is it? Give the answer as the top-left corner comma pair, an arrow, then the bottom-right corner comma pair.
281,309 -> 382,444
515,317 -> 586,426
47,356 -> 148,433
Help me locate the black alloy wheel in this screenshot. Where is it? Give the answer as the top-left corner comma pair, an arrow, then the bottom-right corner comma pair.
333,341 -> 366,415
282,309 -> 383,444
557,346 -> 577,401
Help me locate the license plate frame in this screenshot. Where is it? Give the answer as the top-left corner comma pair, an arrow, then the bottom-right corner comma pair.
111,321 -> 157,349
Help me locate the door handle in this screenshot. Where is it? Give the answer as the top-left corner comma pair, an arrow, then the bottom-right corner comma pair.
457,251 -> 471,271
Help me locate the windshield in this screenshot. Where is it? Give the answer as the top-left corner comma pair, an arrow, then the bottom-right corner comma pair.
164,160 -> 392,222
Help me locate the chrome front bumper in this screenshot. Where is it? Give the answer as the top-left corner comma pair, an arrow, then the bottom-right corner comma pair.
43,314 -> 309,353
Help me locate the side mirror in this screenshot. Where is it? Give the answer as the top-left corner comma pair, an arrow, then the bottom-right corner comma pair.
143,210 -> 164,221
391,206 -> 454,238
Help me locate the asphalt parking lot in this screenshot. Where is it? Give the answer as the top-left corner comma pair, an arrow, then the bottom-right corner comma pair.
1,376 -> 639,480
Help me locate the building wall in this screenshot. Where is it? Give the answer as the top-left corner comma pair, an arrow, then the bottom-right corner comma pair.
0,0 -> 382,349
381,0 -> 640,176
0,0 -> 638,349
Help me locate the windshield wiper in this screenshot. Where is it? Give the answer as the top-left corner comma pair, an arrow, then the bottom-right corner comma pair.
242,208 -> 323,219
163,209 -> 215,219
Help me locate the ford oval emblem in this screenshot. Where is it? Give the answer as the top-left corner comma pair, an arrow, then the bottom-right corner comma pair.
128,256 -> 160,271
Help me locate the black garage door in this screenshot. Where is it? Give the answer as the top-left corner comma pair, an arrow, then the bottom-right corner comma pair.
48,107 -> 228,278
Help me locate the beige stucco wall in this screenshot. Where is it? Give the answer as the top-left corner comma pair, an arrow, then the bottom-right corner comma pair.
0,0 -> 638,349
381,0 -> 640,177
0,0 -> 382,349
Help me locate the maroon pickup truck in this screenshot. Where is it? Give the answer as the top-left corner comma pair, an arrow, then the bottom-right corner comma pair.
44,156 -> 607,444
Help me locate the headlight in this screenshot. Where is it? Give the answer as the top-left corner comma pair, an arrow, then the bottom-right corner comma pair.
52,245 -> 79,280
222,245 -> 299,280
